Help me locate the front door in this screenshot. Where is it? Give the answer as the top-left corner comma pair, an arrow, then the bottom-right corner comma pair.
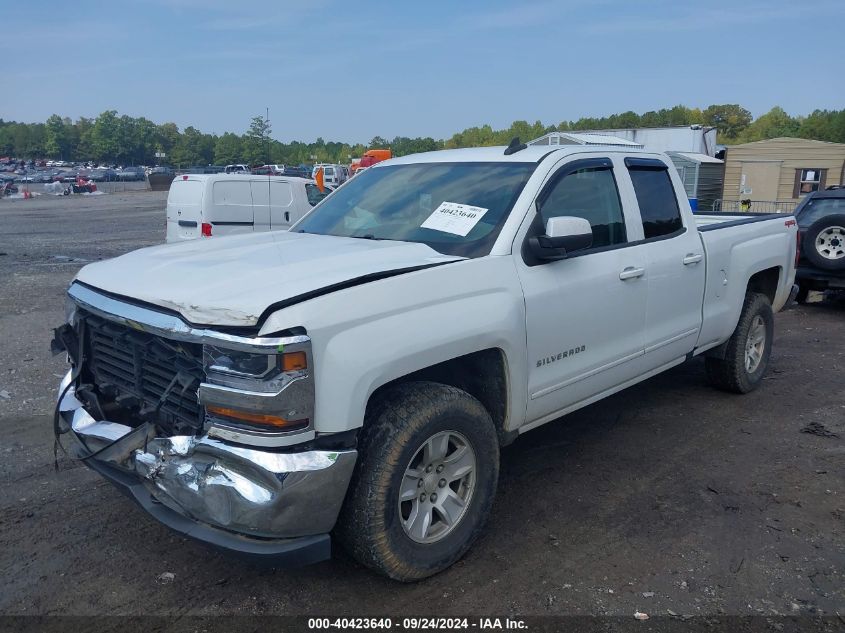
516,157 -> 649,425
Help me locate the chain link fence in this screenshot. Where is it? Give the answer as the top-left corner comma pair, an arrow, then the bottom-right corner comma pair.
711,199 -> 797,214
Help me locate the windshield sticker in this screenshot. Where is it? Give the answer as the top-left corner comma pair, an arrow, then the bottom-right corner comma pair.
421,201 -> 489,237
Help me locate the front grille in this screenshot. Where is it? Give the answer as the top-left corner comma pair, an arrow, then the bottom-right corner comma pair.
82,311 -> 204,434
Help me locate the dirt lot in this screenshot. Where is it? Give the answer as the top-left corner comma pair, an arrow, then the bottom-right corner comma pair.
0,192 -> 843,620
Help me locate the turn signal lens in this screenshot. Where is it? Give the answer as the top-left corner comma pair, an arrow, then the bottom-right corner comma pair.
282,351 -> 307,371
206,405 -> 308,430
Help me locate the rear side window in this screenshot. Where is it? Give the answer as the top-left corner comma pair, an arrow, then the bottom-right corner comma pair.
538,166 -> 626,248
628,165 -> 683,239
798,197 -> 845,227
213,180 -> 252,206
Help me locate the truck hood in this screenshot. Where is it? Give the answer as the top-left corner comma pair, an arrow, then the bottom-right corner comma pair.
74,231 -> 463,326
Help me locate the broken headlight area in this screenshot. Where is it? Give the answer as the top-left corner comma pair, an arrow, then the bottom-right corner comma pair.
56,283 -> 316,448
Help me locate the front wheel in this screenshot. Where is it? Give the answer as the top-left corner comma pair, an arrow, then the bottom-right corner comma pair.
705,292 -> 774,393
336,381 -> 499,581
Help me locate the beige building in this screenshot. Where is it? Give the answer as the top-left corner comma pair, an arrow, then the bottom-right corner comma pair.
720,138 -> 845,212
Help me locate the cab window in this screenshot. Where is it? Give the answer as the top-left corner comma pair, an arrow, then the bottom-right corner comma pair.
537,166 -> 626,248
628,164 -> 683,239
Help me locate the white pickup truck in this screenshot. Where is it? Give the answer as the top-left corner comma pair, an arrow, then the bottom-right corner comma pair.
53,143 -> 798,581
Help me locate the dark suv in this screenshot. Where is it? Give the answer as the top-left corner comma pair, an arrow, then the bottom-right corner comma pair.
794,186 -> 845,302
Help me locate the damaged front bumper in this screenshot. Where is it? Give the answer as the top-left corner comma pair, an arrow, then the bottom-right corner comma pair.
57,371 -> 357,565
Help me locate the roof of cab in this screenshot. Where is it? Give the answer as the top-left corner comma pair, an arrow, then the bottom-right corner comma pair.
384,144 -> 658,166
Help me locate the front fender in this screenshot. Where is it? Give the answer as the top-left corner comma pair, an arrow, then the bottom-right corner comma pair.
260,257 -> 528,434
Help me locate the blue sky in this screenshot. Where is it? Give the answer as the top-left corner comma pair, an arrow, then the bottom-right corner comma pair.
3,0 -> 844,143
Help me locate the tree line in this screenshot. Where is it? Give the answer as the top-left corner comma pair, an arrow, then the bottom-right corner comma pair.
1,104 -> 843,167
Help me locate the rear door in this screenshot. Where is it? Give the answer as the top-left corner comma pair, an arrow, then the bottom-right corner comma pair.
209,179 -> 254,236
165,177 -> 204,242
625,158 -> 706,366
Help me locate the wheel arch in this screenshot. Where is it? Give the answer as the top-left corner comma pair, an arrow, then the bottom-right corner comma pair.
366,348 -> 515,446
747,266 -> 782,305
705,268 -> 780,360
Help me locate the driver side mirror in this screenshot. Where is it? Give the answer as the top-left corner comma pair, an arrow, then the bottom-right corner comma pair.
528,216 -> 593,261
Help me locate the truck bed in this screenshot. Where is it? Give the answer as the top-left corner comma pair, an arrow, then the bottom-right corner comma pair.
694,211 -> 797,353
694,212 -> 794,231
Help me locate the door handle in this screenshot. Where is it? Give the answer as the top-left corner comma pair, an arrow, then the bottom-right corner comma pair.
619,266 -> 645,280
683,253 -> 703,265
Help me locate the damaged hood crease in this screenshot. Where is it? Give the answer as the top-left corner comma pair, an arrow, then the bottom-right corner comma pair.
74,231 -> 463,326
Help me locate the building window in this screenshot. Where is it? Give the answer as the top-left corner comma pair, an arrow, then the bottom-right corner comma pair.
795,168 -> 825,197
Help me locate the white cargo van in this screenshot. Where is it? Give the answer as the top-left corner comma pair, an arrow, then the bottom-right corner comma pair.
224,164 -> 250,174
311,163 -> 346,187
165,174 -> 330,243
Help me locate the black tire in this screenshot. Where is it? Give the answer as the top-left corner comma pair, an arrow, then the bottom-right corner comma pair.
803,214 -> 845,271
795,285 -> 810,304
336,381 -> 499,582
705,292 -> 774,394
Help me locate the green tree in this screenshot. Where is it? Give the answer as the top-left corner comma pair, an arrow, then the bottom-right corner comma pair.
737,106 -> 799,143
90,110 -> 121,162
702,104 -> 753,140
214,132 -> 243,165
44,114 -> 70,159
243,115 -> 272,165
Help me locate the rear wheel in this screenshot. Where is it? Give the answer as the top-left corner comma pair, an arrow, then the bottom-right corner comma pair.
705,292 -> 774,393
337,381 -> 499,581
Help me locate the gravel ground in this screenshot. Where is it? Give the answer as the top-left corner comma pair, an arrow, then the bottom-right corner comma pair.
0,192 -> 843,620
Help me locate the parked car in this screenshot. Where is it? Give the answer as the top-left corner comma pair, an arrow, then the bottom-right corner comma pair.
59,171 -> 80,183
35,170 -> 60,183
281,166 -> 310,178
53,145 -> 797,580
86,169 -> 119,182
185,165 -> 225,174
119,167 -> 146,181
224,164 -> 250,174
793,186 -> 845,301
165,174 -> 330,242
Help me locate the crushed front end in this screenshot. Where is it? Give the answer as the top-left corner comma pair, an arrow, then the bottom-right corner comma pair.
53,283 -> 356,565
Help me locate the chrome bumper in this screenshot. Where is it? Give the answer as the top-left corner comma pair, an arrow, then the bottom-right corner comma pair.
57,371 -> 357,545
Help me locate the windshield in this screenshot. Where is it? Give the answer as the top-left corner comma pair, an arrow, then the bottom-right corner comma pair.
798,197 -> 845,227
294,162 -> 536,258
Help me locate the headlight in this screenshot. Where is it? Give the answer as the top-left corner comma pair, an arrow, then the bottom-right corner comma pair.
203,345 -> 307,392
203,345 -> 280,379
65,294 -> 78,326
200,337 -> 314,438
